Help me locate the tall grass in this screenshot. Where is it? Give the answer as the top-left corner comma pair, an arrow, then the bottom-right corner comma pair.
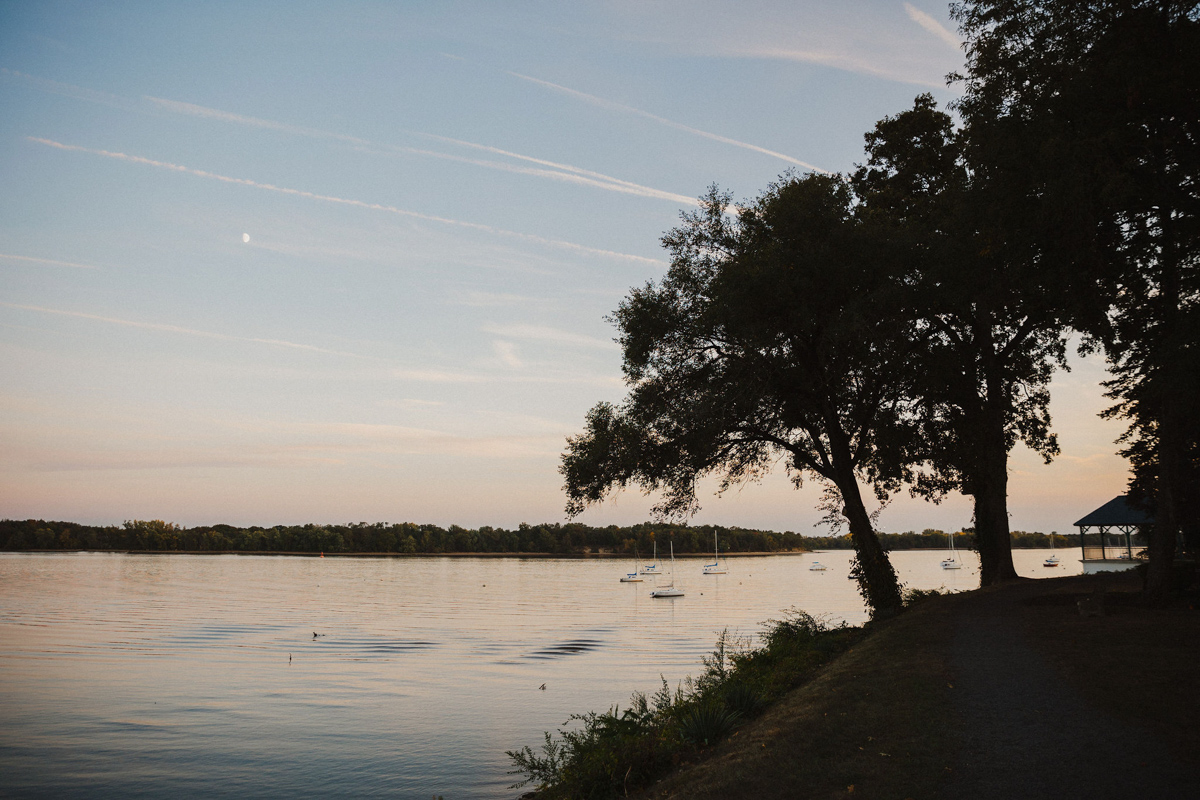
507,610 -> 859,799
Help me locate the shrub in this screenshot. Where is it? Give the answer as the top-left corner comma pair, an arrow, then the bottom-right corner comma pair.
676,701 -> 741,746
507,611 -> 859,798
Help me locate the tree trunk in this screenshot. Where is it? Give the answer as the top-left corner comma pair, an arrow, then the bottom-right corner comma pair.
971,314 -> 1020,587
836,471 -> 903,619
973,421 -> 1020,586
819,404 -> 903,618
1144,385 -> 1183,605
1140,132 -> 1184,605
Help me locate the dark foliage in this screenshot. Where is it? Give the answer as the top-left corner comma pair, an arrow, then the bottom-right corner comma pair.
0,518 -> 809,555
562,175 -> 912,617
853,93 -> 1068,586
507,612 -> 859,799
950,0 -> 1200,601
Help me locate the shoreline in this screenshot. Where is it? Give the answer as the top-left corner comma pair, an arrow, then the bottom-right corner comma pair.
0,548 -> 812,558
3,547 -> 1071,557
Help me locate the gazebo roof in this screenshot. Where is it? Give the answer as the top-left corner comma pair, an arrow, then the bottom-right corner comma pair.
1074,495 -> 1154,527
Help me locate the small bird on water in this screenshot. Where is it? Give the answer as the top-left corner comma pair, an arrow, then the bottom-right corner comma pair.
539,683 -> 546,691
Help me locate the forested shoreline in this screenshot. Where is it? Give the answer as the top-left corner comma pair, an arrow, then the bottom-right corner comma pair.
0,518 -> 802,555
0,518 -> 1073,554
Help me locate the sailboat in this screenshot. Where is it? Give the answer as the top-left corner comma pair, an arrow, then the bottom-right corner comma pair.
702,531 -> 727,574
941,530 -> 962,569
640,541 -> 661,574
1044,531 -> 1060,567
620,548 -> 644,582
650,541 -> 684,597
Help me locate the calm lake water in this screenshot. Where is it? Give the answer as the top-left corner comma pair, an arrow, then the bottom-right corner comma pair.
0,548 -> 1077,798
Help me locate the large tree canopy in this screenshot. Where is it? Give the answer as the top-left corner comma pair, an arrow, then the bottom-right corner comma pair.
562,175 -> 913,617
853,94 -> 1068,586
952,0 -> 1200,600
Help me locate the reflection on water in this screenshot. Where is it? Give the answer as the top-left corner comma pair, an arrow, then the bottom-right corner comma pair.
0,549 -> 1076,798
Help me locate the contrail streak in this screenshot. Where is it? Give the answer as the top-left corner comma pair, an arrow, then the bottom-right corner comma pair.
0,301 -> 368,357
0,67 -> 142,113
0,253 -> 99,270
4,72 -> 695,207
903,3 -> 962,51
372,142 -> 697,205
508,72 -> 827,173
146,96 -> 372,146
28,137 -> 662,265
412,132 -> 697,202
145,96 -> 694,204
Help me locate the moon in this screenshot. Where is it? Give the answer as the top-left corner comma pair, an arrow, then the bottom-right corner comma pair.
242,233 -> 250,243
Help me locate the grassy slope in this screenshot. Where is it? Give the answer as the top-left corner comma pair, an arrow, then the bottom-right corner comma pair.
635,596 -> 961,800
632,571 -> 1200,799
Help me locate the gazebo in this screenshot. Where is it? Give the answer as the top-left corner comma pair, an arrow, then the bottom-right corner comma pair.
1074,495 -> 1153,573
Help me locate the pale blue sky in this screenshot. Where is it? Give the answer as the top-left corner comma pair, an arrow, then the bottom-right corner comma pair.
0,1 -> 1129,533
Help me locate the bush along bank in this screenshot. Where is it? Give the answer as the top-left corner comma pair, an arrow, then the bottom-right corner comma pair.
507,610 -> 862,799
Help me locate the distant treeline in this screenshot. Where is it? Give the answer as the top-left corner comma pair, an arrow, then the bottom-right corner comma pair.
1,519 -> 1079,555
0,519 -> 807,555
805,529 -> 1079,551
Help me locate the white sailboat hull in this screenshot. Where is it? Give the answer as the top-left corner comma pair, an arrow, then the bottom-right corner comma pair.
651,541 -> 684,597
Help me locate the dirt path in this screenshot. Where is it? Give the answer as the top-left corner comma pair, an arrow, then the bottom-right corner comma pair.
629,576 -> 1199,799
947,580 -> 1198,799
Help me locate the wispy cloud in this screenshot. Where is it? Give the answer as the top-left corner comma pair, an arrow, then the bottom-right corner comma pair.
6,69 -> 695,207
903,3 -> 961,51
372,141 -> 698,204
508,71 -> 826,173
0,67 -> 142,112
388,398 -> 445,408
482,322 -> 617,350
730,47 -> 945,89
146,96 -> 372,145
493,340 -> 523,368
453,291 -> 556,309
0,252 -> 99,270
411,132 -> 698,204
390,368 -> 489,383
591,2 -> 960,89
147,95 -> 694,205
0,301 -> 370,358
1,300 -> 623,387
28,136 -> 662,265
292,421 -> 567,459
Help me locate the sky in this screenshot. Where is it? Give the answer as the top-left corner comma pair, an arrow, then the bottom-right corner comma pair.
0,1 -> 1132,535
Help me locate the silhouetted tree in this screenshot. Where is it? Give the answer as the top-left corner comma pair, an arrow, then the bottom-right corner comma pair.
952,0 -> 1200,601
561,175 -> 914,617
853,94 -> 1068,586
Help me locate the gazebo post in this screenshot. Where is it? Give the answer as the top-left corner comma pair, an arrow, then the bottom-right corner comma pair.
1074,496 -> 1154,573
